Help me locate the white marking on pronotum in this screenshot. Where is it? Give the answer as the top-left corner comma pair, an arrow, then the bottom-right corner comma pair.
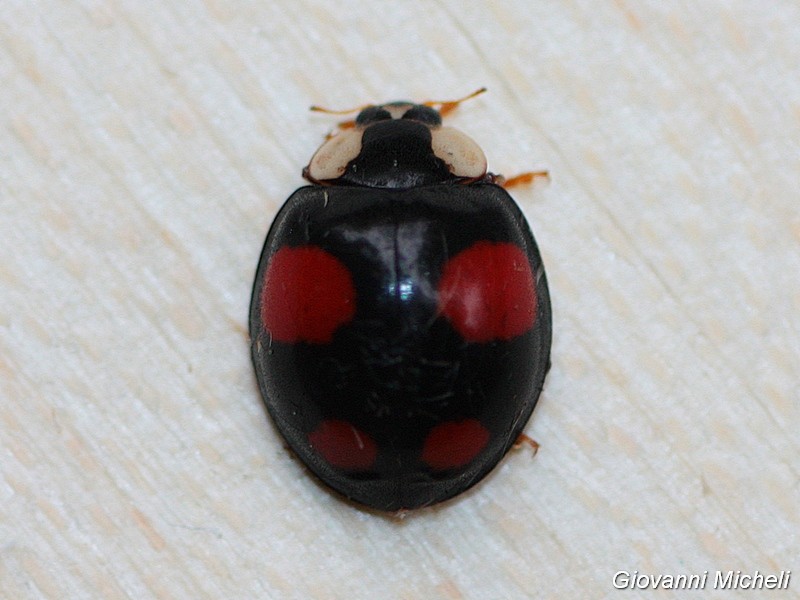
307,129 -> 363,181
430,127 -> 487,178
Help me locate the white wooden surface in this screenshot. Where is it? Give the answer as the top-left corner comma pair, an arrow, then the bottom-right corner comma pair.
2,2 -> 798,598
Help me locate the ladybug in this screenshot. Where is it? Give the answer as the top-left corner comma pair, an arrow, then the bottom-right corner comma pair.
249,90 -> 552,511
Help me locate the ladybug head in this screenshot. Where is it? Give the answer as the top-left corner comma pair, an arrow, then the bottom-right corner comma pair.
355,103 -> 443,127
304,91 -> 488,188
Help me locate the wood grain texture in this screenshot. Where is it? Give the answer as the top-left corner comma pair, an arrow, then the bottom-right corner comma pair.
1,1 -> 798,598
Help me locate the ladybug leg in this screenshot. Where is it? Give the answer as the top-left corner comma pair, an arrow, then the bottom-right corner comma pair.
487,170 -> 550,189
327,119 -> 357,139
309,103 -> 364,139
513,433 -> 540,456
423,87 -> 487,117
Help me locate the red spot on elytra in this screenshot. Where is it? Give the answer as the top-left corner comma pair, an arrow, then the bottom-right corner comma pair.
261,246 -> 355,343
438,242 -> 537,342
308,420 -> 378,471
421,419 -> 490,470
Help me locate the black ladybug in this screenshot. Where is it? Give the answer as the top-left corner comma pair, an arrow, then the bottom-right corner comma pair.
249,90 -> 552,511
